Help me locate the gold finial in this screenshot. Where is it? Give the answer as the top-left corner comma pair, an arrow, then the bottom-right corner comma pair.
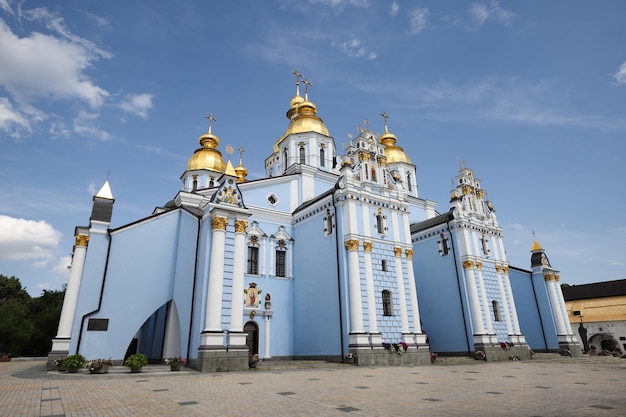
291,68 -> 303,96
380,112 -> 389,133
302,78 -> 311,100
238,146 -> 245,165
205,114 -> 216,134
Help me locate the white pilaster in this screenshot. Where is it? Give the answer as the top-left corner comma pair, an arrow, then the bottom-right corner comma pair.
363,242 -> 379,335
346,239 -> 368,345
475,263 -> 494,334
51,234 -> 89,352
495,267 -> 513,336
202,216 -> 228,346
546,274 -> 567,335
404,250 -> 423,334
393,247 -> 410,335
463,260 -> 486,335
228,219 -> 248,347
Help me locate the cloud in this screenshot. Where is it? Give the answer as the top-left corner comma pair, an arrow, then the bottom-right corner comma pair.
613,61 -> 626,85
0,5 -> 111,139
0,215 -> 62,266
408,7 -> 428,34
0,96 -> 30,138
332,38 -> 376,60
119,93 -> 154,119
390,1 -> 399,17
73,110 -> 110,140
467,1 -> 515,29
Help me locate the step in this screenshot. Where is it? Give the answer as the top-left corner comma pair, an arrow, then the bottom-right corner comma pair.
253,360 -> 351,371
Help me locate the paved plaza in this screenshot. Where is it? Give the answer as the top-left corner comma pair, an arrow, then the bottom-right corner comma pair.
1,357 -> 625,417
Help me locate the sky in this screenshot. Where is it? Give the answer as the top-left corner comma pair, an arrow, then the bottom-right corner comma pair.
1,0 -> 625,296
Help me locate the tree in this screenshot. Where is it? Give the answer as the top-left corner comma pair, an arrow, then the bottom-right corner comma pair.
0,275 -> 65,357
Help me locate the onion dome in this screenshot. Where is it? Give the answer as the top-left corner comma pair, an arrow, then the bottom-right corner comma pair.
378,118 -> 412,164
274,78 -> 330,152
234,150 -> 248,183
186,118 -> 225,173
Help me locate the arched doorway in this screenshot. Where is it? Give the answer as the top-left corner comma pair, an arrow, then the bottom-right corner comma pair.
244,321 -> 259,359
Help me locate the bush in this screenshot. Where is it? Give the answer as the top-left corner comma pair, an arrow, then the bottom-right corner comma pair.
63,354 -> 86,368
124,353 -> 148,368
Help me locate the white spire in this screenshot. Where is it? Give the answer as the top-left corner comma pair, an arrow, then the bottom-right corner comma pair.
95,180 -> 114,200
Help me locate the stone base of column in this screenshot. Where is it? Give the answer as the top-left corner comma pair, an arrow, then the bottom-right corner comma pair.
193,348 -> 249,372
200,330 -> 226,347
369,332 -> 383,346
474,341 -> 532,362
348,332 -> 371,347
46,347 -> 69,371
558,336 -> 583,357
347,346 -> 431,366
227,331 -> 248,350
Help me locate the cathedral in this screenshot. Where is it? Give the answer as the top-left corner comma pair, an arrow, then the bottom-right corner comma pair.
49,73 -> 581,371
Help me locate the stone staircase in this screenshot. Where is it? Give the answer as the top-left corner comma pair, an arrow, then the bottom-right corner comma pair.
253,360 -> 352,371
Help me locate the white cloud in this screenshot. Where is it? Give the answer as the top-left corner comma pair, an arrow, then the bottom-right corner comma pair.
467,1 -> 515,29
390,1 -> 399,17
0,215 -> 62,266
119,93 -> 154,119
613,61 -> 626,85
0,0 -> 13,15
73,110 -> 110,140
0,96 -> 30,138
332,38 -> 376,60
408,7 -> 428,34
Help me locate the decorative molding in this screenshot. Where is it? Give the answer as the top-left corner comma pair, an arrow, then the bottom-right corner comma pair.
502,266 -> 509,274
393,247 -> 403,257
344,239 -> 359,251
555,274 -> 560,282
212,216 -> 228,231
495,264 -> 502,273
544,274 -> 554,282
405,249 -> 414,260
476,261 -> 482,270
75,234 -> 89,247
462,260 -> 474,269
363,241 -> 373,252
235,220 -> 248,233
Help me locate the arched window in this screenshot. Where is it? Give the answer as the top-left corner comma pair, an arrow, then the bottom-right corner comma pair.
492,300 -> 501,321
275,250 -> 286,277
299,146 -> 306,164
375,210 -> 386,234
381,259 -> 388,271
371,166 -> 377,182
320,147 -> 325,167
324,209 -> 334,236
406,173 -> 412,192
247,246 -> 259,275
283,148 -> 288,173
382,290 -> 394,316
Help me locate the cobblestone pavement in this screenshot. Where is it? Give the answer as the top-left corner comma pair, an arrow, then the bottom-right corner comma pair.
1,357 -> 625,417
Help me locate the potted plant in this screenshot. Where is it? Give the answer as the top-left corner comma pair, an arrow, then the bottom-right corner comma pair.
86,358 -> 114,374
62,354 -> 86,373
124,353 -> 148,373
249,354 -> 259,368
164,356 -> 185,371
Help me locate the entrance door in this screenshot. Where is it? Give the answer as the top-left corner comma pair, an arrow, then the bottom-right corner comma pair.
244,321 -> 259,358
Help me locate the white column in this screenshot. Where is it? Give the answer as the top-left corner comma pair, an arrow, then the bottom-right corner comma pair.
404,249 -> 423,334
51,234 -> 89,352
162,302 -> 181,359
263,313 -> 271,359
202,216 -> 228,346
554,275 -> 574,334
229,219 -> 248,347
463,260 -> 486,335
502,266 -> 521,334
346,239 -> 368,346
495,266 -> 513,336
393,247 -> 410,335
545,274 -> 567,335
363,242 -> 381,345
363,242 -> 378,332
475,262 -> 494,334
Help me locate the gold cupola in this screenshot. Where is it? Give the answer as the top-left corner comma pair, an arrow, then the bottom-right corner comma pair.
186,115 -> 226,173
273,75 -> 330,152
378,113 -> 412,164
234,147 -> 248,183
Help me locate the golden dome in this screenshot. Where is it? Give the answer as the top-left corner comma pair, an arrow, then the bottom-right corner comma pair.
379,129 -> 412,164
234,154 -> 248,183
274,98 -> 330,152
186,130 -> 225,173
531,240 -> 543,251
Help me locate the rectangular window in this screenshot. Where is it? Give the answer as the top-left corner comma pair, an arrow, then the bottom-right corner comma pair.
382,290 -> 393,316
247,247 -> 259,275
276,250 -> 286,277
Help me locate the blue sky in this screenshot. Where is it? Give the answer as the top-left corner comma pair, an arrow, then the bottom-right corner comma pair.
1,0 -> 625,296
